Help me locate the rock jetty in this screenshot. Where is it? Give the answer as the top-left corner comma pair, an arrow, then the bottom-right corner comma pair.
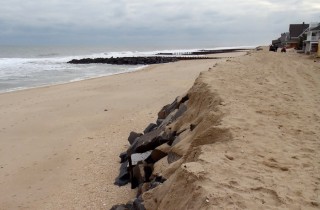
67,56 -> 215,65
156,48 -> 247,56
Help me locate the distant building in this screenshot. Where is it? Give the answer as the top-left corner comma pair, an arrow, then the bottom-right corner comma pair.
286,23 -> 309,48
280,32 -> 290,47
300,22 -> 320,53
272,38 -> 281,47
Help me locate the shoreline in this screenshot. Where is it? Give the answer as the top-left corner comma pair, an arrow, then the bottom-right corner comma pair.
0,65 -> 147,95
0,51 -> 246,95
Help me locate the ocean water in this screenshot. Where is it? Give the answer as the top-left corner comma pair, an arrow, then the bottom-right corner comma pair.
0,45 -> 252,93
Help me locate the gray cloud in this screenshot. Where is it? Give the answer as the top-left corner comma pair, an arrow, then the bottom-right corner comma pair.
0,0 -> 319,47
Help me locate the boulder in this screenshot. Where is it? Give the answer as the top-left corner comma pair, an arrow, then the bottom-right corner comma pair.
114,160 -> 130,186
127,128 -> 166,155
145,149 -> 167,164
133,196 -> 146,210
172,103 -> 187,122
158,109 -> 178,128
143,123 -> 157,134
131,164 -> 144,189
119,152 -> 128,163
136,175 -> 166,197
110,204 -> 133,210
170,136 -> 182,147
156,119 -> 163,126
157,100 -> 178,120
128,132 -> 143,145
167,152 -> 182,164
131,151 -> 152,165
129,160 -> 153,189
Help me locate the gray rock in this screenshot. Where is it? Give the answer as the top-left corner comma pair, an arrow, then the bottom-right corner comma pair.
131,164 -> 144,189
131,151 -> 152,165
143,123 -> 157,134
172,103 -> 187,121
145,149 -> 168,164
127,128 -> 166,155
167,152 -> 182,164
110,204 -> 133,210
133,196 -> 146,210
170,136 -> 182,147
128,132 -> 143,145
119,152 -> 128,163
114,160 -> 130,186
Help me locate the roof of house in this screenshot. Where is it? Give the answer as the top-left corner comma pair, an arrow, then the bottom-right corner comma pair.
311,25 -> 320,31
289,23 -> 309,37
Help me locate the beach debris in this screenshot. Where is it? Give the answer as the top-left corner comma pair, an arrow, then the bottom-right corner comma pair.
225,154 -> 234,160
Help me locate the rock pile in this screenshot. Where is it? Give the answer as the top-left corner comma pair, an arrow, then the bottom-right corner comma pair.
111,94 -> 190,210
67,56 -> 215,65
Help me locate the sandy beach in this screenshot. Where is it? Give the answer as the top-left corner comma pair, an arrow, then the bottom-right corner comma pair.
0,52 -> 243,209
1,48 -> 319,210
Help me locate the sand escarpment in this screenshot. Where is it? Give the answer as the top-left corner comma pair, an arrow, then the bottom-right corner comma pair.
141,75 -> 232,210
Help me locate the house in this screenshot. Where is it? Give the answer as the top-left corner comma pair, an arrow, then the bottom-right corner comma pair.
300,22 -> 320,53
286,23 -> 309,49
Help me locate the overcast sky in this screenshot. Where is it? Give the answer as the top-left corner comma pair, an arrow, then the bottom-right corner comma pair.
0,0 -> 319,48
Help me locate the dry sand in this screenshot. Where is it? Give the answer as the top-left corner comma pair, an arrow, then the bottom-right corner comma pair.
0,52 -> 243,209
143,48 -> 320,209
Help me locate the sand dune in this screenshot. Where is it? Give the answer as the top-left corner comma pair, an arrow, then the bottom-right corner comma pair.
143,48 -> 320,209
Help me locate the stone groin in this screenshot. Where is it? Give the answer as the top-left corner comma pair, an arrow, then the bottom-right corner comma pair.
67,56 -> 215,65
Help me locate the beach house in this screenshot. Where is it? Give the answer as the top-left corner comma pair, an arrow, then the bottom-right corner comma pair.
272,23 -> 309,49
285,23 -> 309,49
300,22 -> 320,54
